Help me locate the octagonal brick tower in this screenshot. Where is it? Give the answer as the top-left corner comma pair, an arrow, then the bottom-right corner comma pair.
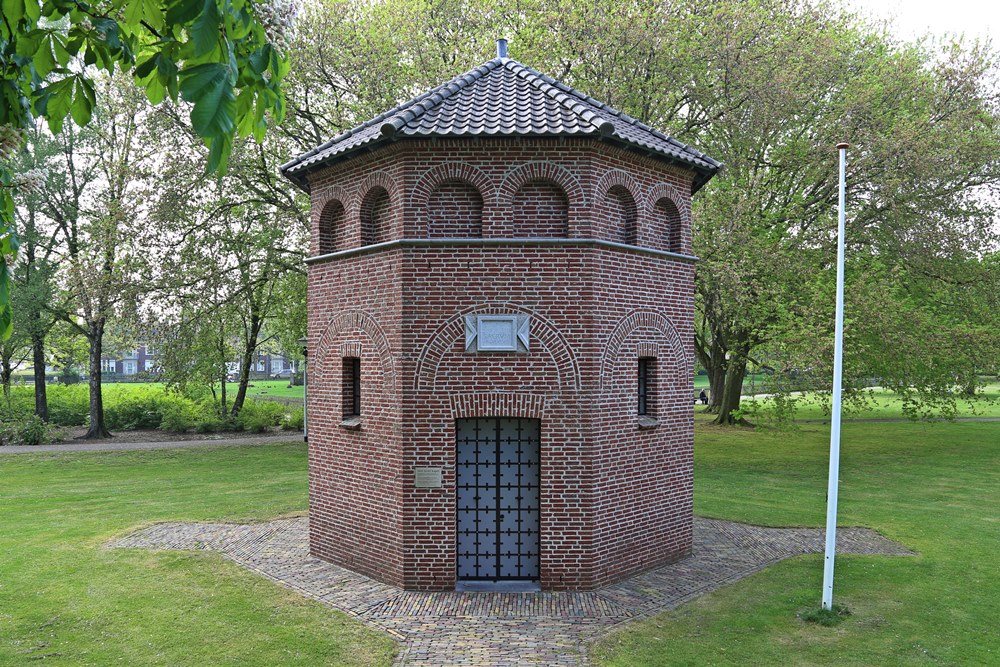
281,41 -> 721,592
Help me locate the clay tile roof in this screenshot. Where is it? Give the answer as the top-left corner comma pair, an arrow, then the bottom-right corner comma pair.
281,54 -> 722,193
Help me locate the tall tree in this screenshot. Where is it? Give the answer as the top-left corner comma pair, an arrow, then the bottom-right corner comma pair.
0,0 -> 292,334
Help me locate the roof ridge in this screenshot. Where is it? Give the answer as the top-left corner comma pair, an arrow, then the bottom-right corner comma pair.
507,60 -> 719,168
504,60 -> 615,137
279,59 -> 503,172
382,59 -> 501,137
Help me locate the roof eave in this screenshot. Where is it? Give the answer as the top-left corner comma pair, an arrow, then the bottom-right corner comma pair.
281,133 -> 720,194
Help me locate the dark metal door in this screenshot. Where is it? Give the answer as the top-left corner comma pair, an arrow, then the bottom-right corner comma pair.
456,417 -> 540,581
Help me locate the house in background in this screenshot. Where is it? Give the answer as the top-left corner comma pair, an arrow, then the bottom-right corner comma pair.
227,351 -> 298,381
100,345 -> 159,379
101,345 -> 297,381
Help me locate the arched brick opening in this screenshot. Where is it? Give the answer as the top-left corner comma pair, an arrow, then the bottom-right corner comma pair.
428,179 -> 484,238
605,185 -> 638,245
654,197 -> 683,254
318,199 -> 346,254
360,186 -> 392,246
512,179 -> 569,238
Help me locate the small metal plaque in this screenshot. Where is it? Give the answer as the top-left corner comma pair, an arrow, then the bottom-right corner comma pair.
414,467 -> 443,489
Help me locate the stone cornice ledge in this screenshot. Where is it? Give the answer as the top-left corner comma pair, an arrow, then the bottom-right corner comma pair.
304,238 -> 699,266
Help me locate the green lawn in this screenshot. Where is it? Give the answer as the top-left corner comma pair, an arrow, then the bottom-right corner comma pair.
0,444 -> 394,666
3,420 -> 997,666
741,383 -> 1000,421
592,420 -> 1000,666
94,380 -> 305,401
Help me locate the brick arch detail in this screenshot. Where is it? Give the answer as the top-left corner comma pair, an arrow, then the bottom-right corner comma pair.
599,310 -> 685,392
409,162 -> 496,234
498,161 -> 586,230
594,169 -> 644,215
315,184 -> 351,217
314,310 -> 396,384
449,393 -> 548,420
646,182 -> 688,221
353,170 -> 401,214
413,302 -> 581,394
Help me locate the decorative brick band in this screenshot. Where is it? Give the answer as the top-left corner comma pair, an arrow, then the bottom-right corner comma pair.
303,238 -> 698,265
414,302 -> 581,394
449,393 -> 548,419
314,310 -> 395,383
599,310 -> 685,391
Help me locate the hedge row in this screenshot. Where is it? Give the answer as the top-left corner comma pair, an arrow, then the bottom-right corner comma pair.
0,385 -> 303,445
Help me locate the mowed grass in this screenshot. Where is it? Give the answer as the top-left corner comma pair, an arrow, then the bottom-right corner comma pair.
592,420 -> 1000,666
742,383 -> 1000,421
0,444 -> 394,666
96,380 -> 304,401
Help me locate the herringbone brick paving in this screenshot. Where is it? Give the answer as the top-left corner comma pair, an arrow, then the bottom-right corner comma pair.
109,517 -> 913,666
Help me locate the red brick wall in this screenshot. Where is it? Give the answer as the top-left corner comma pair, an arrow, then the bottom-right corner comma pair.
427,179 -> 483,238
305,138 -> 697,590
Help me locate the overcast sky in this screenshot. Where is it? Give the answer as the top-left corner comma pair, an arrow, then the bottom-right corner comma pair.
847,0 -> 998,42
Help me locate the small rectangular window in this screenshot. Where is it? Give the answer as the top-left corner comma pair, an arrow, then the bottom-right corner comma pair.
343,357 -> 361,418
638,358 -> 655,416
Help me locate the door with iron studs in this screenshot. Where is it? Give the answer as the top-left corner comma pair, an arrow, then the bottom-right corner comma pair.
456,417 -> 540,581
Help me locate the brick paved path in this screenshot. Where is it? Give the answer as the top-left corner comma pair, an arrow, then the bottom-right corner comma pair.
109,518 -> 913,666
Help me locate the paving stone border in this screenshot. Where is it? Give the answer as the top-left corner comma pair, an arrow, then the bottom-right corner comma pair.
109,517 -> 914,666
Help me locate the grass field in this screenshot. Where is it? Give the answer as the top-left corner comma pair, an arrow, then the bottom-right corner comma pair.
739,383 -> 1000,421
592,420 -> 1000,665
94,380 -> 305,400
0,444 -> 394,666
3,419 -> 997,666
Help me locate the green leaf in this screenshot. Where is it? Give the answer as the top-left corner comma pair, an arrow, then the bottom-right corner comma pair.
180,63 -> 235,137
165,0 -> 203,26
204,134 -> 231,173
33,35 -> 56,77
144,77 -> 166,105
14,30 -> 43,58
70,80 -> 92,125
178,62 -> 226,102
23,0 -> 40,21
124,0 -> 163,30
189,0 -> 221,57
134,54 -> 158,80
2,0 -> 25,26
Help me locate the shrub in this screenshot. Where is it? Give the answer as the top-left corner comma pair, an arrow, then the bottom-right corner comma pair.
236,399 -> 285,433
41,385 -> 89,426
0,415 -> 48,446
281,407 -> 304,431
159,398 -> 202,432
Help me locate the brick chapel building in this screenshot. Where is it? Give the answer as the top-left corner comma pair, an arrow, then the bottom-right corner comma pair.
281,41 -> 721,592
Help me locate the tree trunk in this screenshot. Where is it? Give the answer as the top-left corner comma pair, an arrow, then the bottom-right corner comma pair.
220,368 -> 228,417
31,331 -> 49,422
695,335 -> 727,414
712,355 -> 751,426
706,362 -> 726,412
1,355 -> 11,402
80,319 -> 111,439
230,311 -> 263,417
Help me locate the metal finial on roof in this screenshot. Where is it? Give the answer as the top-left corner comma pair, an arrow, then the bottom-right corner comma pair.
497,39 -> 508,59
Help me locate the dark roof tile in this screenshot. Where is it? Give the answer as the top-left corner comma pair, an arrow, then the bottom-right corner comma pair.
282,56 -> 721,192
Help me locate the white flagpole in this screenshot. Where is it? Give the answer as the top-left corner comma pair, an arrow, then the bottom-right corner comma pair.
822,142 -> 849,610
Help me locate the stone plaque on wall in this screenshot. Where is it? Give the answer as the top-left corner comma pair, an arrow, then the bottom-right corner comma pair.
465,314 -> 530,353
